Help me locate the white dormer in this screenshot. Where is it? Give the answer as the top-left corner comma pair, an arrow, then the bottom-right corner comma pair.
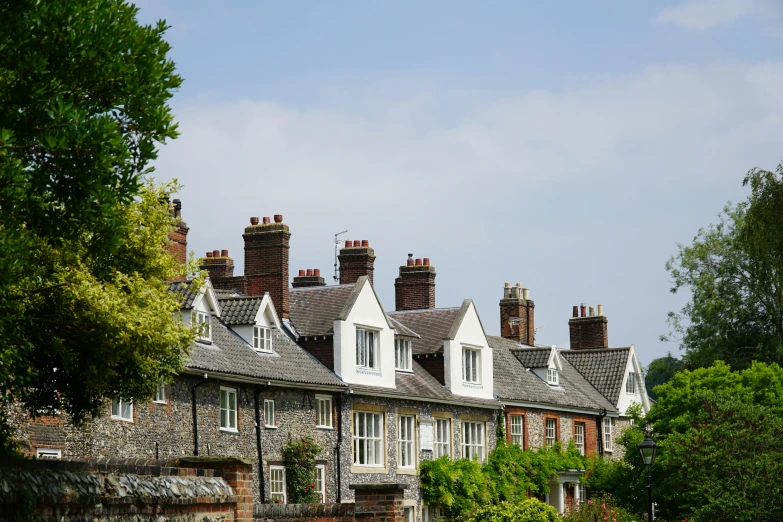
333,277 -> 396,388
618,345 -> 651,415
181,280 -> 221,342
442,300 -> 494,400
229,293 -> 282,353
533,347 -> 562,387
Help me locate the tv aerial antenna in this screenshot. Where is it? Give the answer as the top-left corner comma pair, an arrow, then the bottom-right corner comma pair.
333,230 -> 348,283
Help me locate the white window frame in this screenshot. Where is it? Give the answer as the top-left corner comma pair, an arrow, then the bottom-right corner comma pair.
195,311 -> 211,341
434,418 -> 451,458
603,417 -> 613,452
398,415 -> 415,468
545,418 -> 557,447
254,325 -> 273,353
578,483 -> 587,504
314,464 -> 326,503
574,422 -> 585,455
462,347 -> 480,383
353,411 -> 384,467
316,395 -> 333,429
264,399 -> 276,428
626,372 -> 637,393
510,414 -> 524,447
270,465 -> 286,503
220,387 -> 237,432
356,328 -> 380,370
153,383 -> 166,404
395,338 -> 412,371
547,367 -> 559,385
111,399 -> 133,422
403,506 -> 415,522
36,448 -> 62,459
461,421 -> 485,462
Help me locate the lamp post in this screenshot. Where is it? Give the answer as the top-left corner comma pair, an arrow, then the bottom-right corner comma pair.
637,428 -> 658,521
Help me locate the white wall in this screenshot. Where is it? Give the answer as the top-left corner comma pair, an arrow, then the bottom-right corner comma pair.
618,351 -> 645,415
333,282 -> 396,389
443,302 -> 494,400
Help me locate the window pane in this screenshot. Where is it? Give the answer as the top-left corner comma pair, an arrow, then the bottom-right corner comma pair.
220,390 -> 227,410
111,400 -> 119,417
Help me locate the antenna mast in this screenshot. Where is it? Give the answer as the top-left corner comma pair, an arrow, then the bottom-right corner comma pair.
333,230 -> 348,283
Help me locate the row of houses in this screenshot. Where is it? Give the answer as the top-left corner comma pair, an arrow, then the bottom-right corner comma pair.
10,205 -> 650,521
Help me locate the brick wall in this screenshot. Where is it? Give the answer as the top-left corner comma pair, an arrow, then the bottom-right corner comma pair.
201,250 -> 236,278
504,407 -> 600,455
413,353 -> 445,385
394,258 -> 436,311
568,316 -> 608,349
499,283 -> 535,345
243,216 -> 290,317
338,241 -> 376,285
299,337 -> 335,370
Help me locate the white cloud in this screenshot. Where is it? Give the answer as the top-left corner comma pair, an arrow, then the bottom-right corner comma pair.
653,0 -> 775,30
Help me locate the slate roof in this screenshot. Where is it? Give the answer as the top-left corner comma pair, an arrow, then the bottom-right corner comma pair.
388,307 -> 461,355
387,315 -> 420,338
511,347 -> 551,368
350,361 -> 499,409
168,280 -> 198,309
289,284 -> 357,337
560,348 -> 631,407
218,296 -> 264,325
186,320 -> 345,388
490,336 -> 617,413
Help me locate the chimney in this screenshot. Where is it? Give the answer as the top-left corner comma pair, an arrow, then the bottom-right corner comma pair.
293,268 -> 327,288
243,214 -> 290,317
500,282 -> 535,345
167,199 -> 189,280
338,239 -> 376,284
394,254 -> 436,311
569,303 -> 608,349
200,249 -> 235,279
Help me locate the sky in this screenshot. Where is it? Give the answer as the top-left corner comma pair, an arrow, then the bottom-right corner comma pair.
135,0 -> 783,367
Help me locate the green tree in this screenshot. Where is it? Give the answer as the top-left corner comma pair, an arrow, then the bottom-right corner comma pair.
643,353 -> 684,400
462,499 -> 559,522
0,0 -> 191,454
665,164 -> 783,368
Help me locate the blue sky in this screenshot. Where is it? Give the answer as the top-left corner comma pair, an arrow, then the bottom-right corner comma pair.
136,0 -> 783,366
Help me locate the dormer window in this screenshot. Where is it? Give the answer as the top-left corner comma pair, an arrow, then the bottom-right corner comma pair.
462,347 -> 480,383
547,368 -> 559,385
254,326 -> 273,353
356,328 -> 379,370
626,372 -> 637,393
195,311 -> 211,341
395,339 -> 412,371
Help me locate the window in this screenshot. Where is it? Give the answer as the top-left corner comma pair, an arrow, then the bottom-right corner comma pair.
220,387 -> 237,431
153,383 -> 166,404
264,399 -> 275,428
195,311 -> 211,341
398,415 -> 415,468
626,372 -> 637,393
254,326 -> 273,352
603,418 -> 613,452
547,368 -> 559,385
111,399 -> 133,422
353,411 -> 384,466
395,339 -> 412,371
574,423 -> 585,455
461,421 -> 485,462
545,418 -> 557,447
316,395 -> 333,428
270,466 -> 286,503
314,465 -> 326,503
434,418 -> 451,458
403,507 -> 414,522
578,483 -> 587,504
423,505 -> 444,521
356,329 -> 379,370
462,347 -> 480,383
510,415 -> 524,447
36,448 -> 62,459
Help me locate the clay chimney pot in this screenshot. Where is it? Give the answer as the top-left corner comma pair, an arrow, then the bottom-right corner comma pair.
298,269 -> 305,276
221,249 -> 228,257
250,217 -> 259,225
212,249 -> 220,257
407,254 -> 414,266
361,240 -> 369,247
314,269 -> 321,276
306,269 -> 313,276
415,258 -> 422,266
273,214 -> 283,223
206,252 -> 213,258
572,305 -> 579,318
423,258 -> 430,266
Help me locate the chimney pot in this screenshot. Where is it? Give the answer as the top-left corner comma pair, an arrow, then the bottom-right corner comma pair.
306,269 -> 313,276
344,240 -> 353,248
250,217 -> 260,225
597,304 -> 604,316
212,249 -> 220,258
522,288 -> 530,300
505,282 -> 511,288
173,199 -> 182,219
206,252 -> 213,258
415,258 -> 423,266
407,254 -> 414,266
572,305 -> 579,318
273,214 -> 282,223
589,305 -> 595,317
580,304 -> 587,317
516,282 -> 522,288
361,240 -> 369,247
298,269 -> 305,276
423,257 -> 430,266
338,237 -> 376,284
221,249 -> 228,257
314,269 -> 321,276
353,240 -> 360,247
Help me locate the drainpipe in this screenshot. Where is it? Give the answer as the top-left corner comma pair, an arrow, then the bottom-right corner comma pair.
597,409 -> 607,456
336,390 -> 347,503
191,373 -> 208,455
254,385 -> 271,502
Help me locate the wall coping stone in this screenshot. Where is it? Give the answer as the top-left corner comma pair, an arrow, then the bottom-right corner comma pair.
348,483 -> 408,491
180,456 -> 256,466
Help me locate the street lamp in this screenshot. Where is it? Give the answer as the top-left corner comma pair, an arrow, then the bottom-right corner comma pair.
637,428 -> 658,521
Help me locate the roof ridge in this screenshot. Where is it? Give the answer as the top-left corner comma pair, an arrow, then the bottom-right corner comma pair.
290,283 -> 356,292
388,307 -> 461,315
561,347 -> 631,354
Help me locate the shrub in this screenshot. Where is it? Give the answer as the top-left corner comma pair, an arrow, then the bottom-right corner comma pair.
282,435 -> 322,503
462,498 -> 559,522
562,494 -> 637,522
420,456 -> 493,520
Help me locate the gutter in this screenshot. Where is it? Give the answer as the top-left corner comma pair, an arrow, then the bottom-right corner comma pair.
348,388 -> 502,410
500,399 -> 619,417
191,373 -> 209,455
181,368 -> 347,393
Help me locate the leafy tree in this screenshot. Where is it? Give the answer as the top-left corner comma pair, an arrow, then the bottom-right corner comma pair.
420,456 -> 493,520
462,499 -> 559,522
643,353 -> 684,400
0,0 -> 191,454
665,164 -> 783,368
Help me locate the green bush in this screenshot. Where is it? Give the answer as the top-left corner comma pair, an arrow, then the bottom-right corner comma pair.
561,494 -> 637,522
420,456 -> 493,519
282,435 -> 322,503
462,498 -> 559,522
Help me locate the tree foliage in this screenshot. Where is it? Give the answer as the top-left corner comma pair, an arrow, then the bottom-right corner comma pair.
665,164 -> 783,368
0,0 -> 191,452
462,499 -> 559,522
643,353 -> 684,400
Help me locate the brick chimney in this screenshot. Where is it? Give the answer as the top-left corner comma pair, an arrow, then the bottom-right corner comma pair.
292,268 -> 327,288
500,282 -> 535,346
338,240 -> 376,285
243,214 -> 290,317
569,303 -> 608,349
395,254 -> 436,311
167,199 -> 188,281
200,249 -> 235,279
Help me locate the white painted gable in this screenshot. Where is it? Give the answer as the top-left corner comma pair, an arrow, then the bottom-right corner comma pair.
443,300 -> 494,400
617,345 -> 651,415
181,280 -> 221,328
533,346 -> 562,386
232,293 -> 281,346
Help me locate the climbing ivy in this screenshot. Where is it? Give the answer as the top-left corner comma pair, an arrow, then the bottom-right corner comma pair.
282,435 -> 322,504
